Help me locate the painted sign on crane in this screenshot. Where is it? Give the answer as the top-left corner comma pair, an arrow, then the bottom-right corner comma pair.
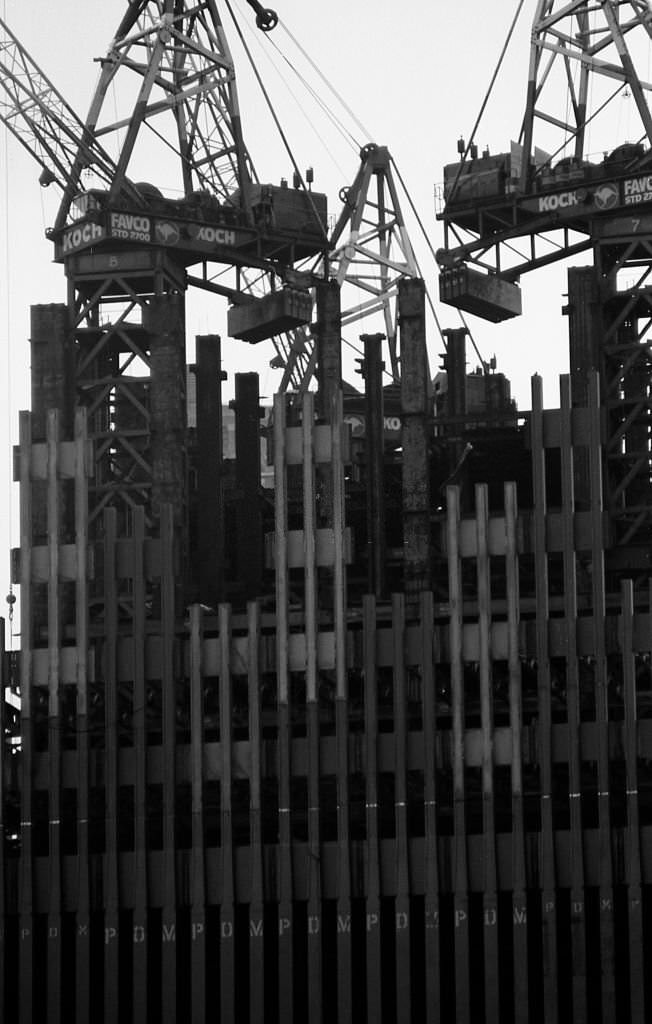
54,212 -> 251,261
110,212 -> 151,242
623,175 -> 652,205
60,222 -> 106,255
522,174 -> 652,219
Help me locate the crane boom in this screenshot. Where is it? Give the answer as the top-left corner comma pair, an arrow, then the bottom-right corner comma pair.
0,3 -> 282,230
0,17 -> 135,201
0,1 -> 424,400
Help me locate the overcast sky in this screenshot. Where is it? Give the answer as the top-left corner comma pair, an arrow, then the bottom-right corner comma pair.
0,0 -> 637,636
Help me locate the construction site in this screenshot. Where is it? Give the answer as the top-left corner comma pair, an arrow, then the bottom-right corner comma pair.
2,0 -> 652,1021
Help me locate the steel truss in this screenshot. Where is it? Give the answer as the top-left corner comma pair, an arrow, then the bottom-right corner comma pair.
522,0 -> 652,184
277,144 -> 420,393
594,229 -> 652,560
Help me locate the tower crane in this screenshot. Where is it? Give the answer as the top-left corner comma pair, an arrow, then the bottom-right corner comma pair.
0,1 -> 331,536
437,0 -> 652,572
0,0 -> 426,487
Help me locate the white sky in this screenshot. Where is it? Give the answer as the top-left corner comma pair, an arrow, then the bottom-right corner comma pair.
0,0 -> 643,640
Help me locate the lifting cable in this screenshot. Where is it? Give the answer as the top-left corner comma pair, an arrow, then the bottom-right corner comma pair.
391,157 -> 447,341
391,158 -> 487,370
442,0 -> 528,376
242,22 -> 358,179
448,0 -> 528,205
230,1 -> 469,382
265,32 -> 361,158
231,0 -> 362,176
275,17 -> 373,150
224,0 -> 330,247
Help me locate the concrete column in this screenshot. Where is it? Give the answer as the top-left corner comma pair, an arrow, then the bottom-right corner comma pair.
195,334 -> 224,607
145,292 -> 187,529
316,280 -> 342,423
361,333 -> 386,598
30,304 -> 74,442
234,372 -> 263,602
399,278 -> 431,597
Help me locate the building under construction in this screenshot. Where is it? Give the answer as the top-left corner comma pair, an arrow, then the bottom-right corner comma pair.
3,1 -> 652,1022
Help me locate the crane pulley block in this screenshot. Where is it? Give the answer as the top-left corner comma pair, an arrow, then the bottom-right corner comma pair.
245,0 -> 278,31
439,266 -> 522,323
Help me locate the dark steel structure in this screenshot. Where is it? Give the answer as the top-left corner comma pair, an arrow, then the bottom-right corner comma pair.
4,271 -> 652,1023
5,1 -> 652,1021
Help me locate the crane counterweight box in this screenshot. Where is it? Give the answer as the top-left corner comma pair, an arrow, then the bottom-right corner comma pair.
228,287 -> 313,344
439,266 -> 522,323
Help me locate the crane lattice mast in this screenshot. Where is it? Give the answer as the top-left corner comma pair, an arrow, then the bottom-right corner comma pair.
438,0 -> 652,566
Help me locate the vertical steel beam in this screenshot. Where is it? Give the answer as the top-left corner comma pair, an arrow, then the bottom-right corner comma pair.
399,278 -> 431,599
332,387 -> 352,1024
247,601 -> 265,1024
442,328 -> 467,421
363,594 -> 382,1024
446,485 -> 470,1024
18,412 -> 34,1024
361,333 -> 386,598
189,603 -> 207,1024
219,603 -> 235,1023
476,483 -> 499,1023
0,618 -> 4,1017
46,410 -> 63,1024
303,393 -> 323,1023
530,376 -> 558,1024
74,406 -> 91,1024
587,373 -> 616,1023
160,503 -> 178,1024
315,281 -> 342,616
505,481 -> 529,1021
392,593 -> 411,1024
567,267 -> 602,410
315,281 -> 342,422
0,611 -> 4,1022
132,506 -> 149,1024
560,375 -> 587,1023
103,507 -> 120,1024
441,327 -> 467,492
273,393 -> 294,1023
420,589 -> 441,1021
195,334 -> 224,608
29,304 -> 74,442
146,293 -> 187,531
622,579 -> 645,1023
566,267 -> 600,521
234,373 -> 263,602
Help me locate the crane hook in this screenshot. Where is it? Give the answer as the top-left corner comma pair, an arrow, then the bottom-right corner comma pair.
246,0 -> 278,31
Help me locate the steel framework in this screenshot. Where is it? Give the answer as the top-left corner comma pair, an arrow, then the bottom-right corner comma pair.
277,144 -> 421,393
